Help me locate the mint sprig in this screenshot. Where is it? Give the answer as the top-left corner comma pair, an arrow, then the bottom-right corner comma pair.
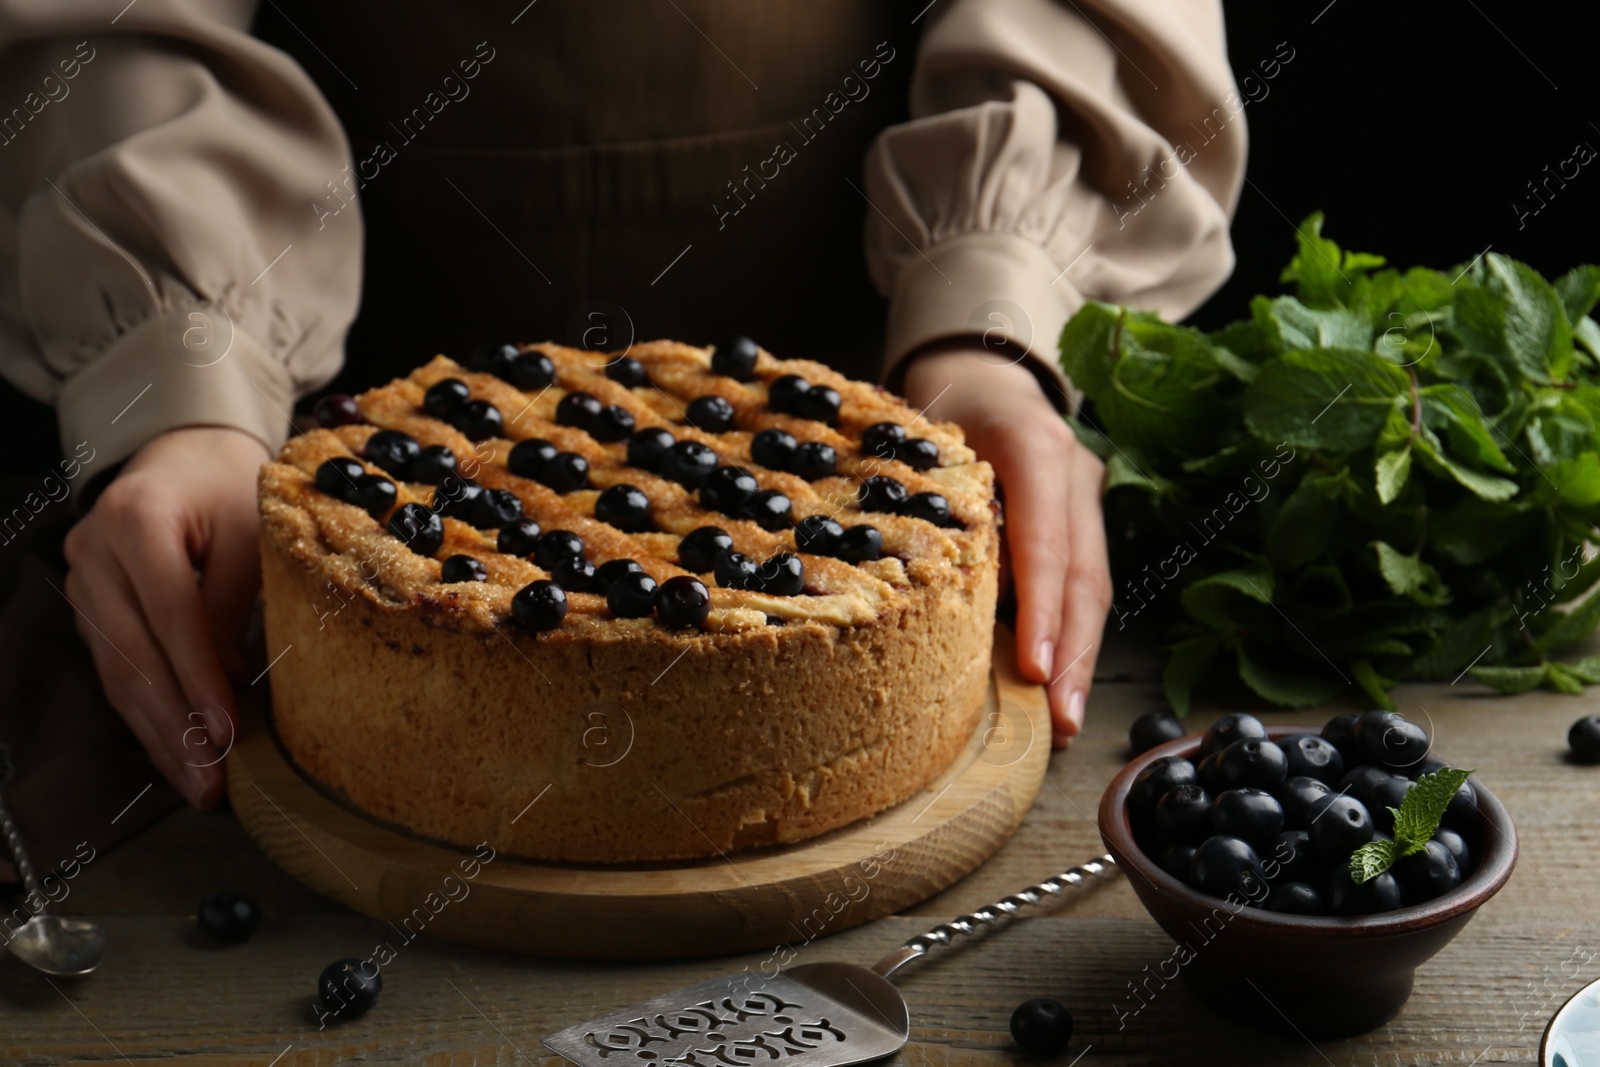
1062,214 -> 1600,714
1349,766 -> 1474,883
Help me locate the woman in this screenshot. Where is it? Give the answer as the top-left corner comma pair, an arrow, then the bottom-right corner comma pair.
0,0 -> 1244,807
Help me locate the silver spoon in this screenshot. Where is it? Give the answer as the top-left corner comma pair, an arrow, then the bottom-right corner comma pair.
0,742 -> 105,976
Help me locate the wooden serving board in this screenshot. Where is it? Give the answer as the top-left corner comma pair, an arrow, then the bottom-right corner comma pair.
228,625 -> 1050,960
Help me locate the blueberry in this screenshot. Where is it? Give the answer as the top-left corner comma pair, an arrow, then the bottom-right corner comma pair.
1154,783 -> 1211,843
497,517 -> 542,557
1211,788 -> 1284,845
556,391 -> 604,429
453,399 -> 503,441
606,571 -> 659,618
1160,844 -> 1198,882
1320,712 -> 1363,762
626,428 -> 675,471
659,440 -> 719,489
197,890 -> 260,944
858,476 -> 907,513
363,430 -> 421,477
1570,715 -> 1600,763
793,384 -> 841,425
409,444 -> 458,484
590,404 -> 636,443
431,477 -> 482,520
789,440 -> 838,480
678,526 -> 734,573
469,342 -> 520,379
510,351 -> 557,391
1280,733 -> 1345,785
1433,827 -> 1471,872
743,490 -> 793,531
700,466 -> 758,515
836,525 -> 883,563
860,422 -> 906,459
1267,882 -> 1326,915
1128,756 -> 1197,815
901,492 -> 951,527
750,428 -> 797,470
1215,739 -> 1289,790
900,437 -> 940,470
1199,713 -> 1267,758
1272,776 -> 1331,826
511,580 -> 567,631
794,515 -> 844,556
550,555 -> 596,592
1267,828 -> 1315,883
534,530 -> 585,569
753,552 -> 804,596
1326,866 -> 1402,915
1306,794 -> 1375,859
470,488 -> 523,529
422,377 -> 470,419
592,559 -> 644,594
1365,774 -> 1411,835
711,336 -> 760,380
606,355 -> 648,388
1356,710 -> 1431,772
387,503 -> 443,556
656,575 -> 711,628
1408,756 -> 1448,780
767,374 -> 810,414
1442,777 -> 1477,832
1394,839 -> 1461,904
347,474 -> 397,518
715,551 -> 759,590
1196,751 -> 1225,794
507,438 -> 558,479
313,393 -> 363,428
441,554 -> 488,583
1189,835 -> 1268,900
540,452 -> 590,493
594,484 -> 653,532
1129,711 -> 1186,755
1009,998 -> 1073,1056
318,957 -> 382,1020
315,457 -> 367,497
1339,764 -> 1399,809
686,395 -> 736,433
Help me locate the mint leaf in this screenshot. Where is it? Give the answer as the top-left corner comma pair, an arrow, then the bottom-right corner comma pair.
1455,254 -> 1574,381
1372,541 -> 1449,606
1255,294 -> 1372,352
1163,636 -> 1222,717
1469,664 -> 1549,694
1375,445 -> 1412,504
1532,586 -> 1600,653
1243,348 -> 1408,450
1392,767 -> 1474,855
1235,645 -> 1348,708
1180,562 -> 1275,628
1414,431 -> 1519,501
1349,838 -> 1399,884
1554,265 -> 1600,325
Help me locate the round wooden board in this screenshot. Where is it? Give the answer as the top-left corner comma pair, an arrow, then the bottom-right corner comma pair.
228,625 -> 1049,960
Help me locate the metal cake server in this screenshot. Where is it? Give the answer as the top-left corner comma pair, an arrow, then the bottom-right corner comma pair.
0,742 -> 107,976
543,854 -> 1116,1067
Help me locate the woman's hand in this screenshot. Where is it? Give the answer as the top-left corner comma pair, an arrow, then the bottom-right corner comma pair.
902,343 -> 1111,746
63,426 -> 271,807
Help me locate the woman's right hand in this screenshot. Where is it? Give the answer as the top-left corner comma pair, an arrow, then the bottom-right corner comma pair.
63,426 -> 271,808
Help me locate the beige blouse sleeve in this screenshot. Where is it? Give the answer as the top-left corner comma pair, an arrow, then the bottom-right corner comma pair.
0,0 -> 360,470
866,0 -> 1248,408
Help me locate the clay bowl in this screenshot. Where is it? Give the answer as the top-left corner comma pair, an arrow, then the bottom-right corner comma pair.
1098,725 -> 1517,1038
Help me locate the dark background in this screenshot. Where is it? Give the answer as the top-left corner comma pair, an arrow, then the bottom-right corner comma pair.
0,0 -> 1591,471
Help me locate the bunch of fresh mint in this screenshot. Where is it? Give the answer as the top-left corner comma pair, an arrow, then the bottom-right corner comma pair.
1060,214 -> 1600,714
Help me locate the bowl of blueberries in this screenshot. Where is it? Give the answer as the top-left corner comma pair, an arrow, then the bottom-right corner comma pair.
1098,709 -> 1517,1038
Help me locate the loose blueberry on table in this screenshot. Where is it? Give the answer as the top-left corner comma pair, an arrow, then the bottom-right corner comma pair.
197,890 -> 260,944
1128,710 -> 1477,915
1009,998 -> 1073,1055
1128,710 -> 1185,755
318,958 -> 382,1021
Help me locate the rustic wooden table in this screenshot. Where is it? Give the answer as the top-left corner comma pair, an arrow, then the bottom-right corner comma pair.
4,638 -> 1596,1066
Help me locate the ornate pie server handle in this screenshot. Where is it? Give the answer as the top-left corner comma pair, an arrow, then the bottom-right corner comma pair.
870,853 -> 1117,978
0,743 -> 42,901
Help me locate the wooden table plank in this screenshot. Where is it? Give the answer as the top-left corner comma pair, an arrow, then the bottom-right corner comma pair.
5,657 -> 1599,1065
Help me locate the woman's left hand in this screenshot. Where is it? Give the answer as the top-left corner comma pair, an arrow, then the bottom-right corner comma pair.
902,342 -> 1111,746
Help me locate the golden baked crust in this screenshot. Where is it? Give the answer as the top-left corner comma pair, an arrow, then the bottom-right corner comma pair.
259,340 -> 998,862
